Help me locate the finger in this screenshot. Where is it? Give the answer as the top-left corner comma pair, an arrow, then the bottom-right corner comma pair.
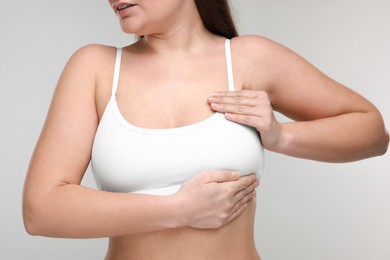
208,96 -> 257,107
232,180 -> 258,205
232,190 -> 257,212
210,103 -> 260,116
200,170 -> 241,183
226,173 -> 257,194
226,190 -> 257,224
211,90 -> 261,98
225,203 -> 248,225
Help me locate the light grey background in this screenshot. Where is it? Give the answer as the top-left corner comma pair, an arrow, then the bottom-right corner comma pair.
1,1 -> 389,259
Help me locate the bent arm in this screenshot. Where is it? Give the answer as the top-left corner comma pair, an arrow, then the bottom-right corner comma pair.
236,36 -> 389,162
23,45 -> 257,238
277,109 -> 388,162
23,45 -> 176,238
24,182 -> 183,238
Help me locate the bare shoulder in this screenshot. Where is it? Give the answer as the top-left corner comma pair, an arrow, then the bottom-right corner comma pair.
64,44 -> 117,74
231,34 -> 274,48
72,43 -> 116,59
229,35 -> 317,92
58,44 -> 118,106
229,35 -> 290,91
71,44 -> 120,116
230,35 -> 288,59
230,34 -> 303,69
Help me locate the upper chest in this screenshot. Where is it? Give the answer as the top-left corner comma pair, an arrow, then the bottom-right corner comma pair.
95,43 -> 268,128
96,49 -> 239,128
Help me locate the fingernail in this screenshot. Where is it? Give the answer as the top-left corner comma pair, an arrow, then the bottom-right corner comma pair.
232,171 -> 240,177
210,103 -> 220,108
224,113 -> 234,118
208,96 -> 218,102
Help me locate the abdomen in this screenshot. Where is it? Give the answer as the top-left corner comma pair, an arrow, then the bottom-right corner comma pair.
105,199 -> 260,260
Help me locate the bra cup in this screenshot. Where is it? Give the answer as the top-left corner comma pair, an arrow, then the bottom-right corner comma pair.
91,39 -> 264,195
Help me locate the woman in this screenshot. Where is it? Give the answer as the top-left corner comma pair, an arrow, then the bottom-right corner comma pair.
23,0 -> 389,259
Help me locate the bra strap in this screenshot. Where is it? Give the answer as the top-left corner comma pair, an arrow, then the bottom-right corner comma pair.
111,48 -> 123,97
225,39 -> 235,91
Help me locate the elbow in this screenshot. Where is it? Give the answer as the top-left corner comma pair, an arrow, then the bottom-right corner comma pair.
367,110 -> 389,157
23,213 -> 40,236
379,128 -> 389,155
23,203 -> 40,236
371,118 -> 389,157
22,197 -> 48,236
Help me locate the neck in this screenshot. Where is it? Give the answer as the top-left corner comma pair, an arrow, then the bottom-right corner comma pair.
140,9 -> 216,57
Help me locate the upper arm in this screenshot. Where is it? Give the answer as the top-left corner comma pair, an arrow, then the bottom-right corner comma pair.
234,35 -> 378,121
24,44 -> 112,195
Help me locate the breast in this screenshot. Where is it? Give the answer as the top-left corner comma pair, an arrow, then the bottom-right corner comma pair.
91,100 -> 264,195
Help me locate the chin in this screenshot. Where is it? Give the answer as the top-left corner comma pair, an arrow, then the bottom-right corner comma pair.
121,27 -> 148,37
119,18 -> 157,36
120,26 -> 135,35
119,19 -> 142,35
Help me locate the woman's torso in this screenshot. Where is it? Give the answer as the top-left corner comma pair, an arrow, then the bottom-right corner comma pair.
91,37 -> 263,259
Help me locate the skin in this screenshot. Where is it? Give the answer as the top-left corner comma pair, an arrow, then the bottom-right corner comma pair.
23,0 -> 259,240
23,0 -> 389,259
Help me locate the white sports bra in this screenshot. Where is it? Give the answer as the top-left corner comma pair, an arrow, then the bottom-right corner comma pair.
91,39 -> 264,195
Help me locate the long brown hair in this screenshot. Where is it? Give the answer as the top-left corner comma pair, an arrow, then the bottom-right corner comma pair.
137,0 -> 238,39
195,0 -> 238,39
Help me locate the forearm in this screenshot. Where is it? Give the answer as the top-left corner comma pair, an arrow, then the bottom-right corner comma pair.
273,111 -> 389,162
23,170 -> 258,238
24,184 -> 182,238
